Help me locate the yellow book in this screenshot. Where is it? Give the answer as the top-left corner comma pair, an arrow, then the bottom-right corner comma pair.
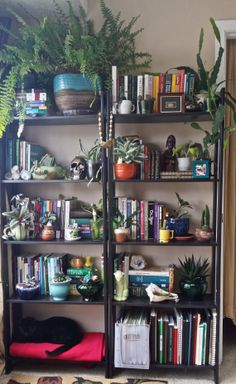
171,73 -> 177,93
152,75 -> 160,112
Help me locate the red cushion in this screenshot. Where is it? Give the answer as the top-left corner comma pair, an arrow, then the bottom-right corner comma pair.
10,332 -> 105,361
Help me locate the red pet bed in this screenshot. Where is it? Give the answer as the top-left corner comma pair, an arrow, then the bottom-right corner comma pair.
10,332 -> 105,361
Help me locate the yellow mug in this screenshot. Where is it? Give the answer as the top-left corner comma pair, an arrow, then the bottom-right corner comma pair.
159,229 -> 174,243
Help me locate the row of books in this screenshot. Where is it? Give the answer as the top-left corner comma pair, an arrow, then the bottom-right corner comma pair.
114,197 -> 167,241
150,308 -> 217,366
5,137 -> 46,173
112,66 -> 195,113
16,90 -> 47,117
15,253 -> 102,296
114,253 -> 174,297
21,197 -> 95,240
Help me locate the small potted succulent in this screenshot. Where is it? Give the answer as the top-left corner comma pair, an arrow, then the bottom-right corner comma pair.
113,208 -> 137,243
195,205 -> 214,242
166,192 -> 193,237
16,275 -> 40,300
113,137 -> 146,180
2,194 -> 32,240
175,254 -> 210,300
172,142 -> 192,171
76,268 -> 103,302
39,212 -> 57,241
49,272 -> 71,301
82,199 -> 103,240
79,139 -> 102,182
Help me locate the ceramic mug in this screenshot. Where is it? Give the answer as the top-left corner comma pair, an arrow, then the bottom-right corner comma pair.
64,226 -> 80,241
159,229 -> 174,243
117,100 -> 135,114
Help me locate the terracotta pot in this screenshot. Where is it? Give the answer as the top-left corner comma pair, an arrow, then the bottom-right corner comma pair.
41,225 -> 55,241
114,162 -> 137,180
195,227 -> 214,242
114,228 -> 130,243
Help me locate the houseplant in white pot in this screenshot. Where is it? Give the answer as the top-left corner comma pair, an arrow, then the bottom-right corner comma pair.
172,143 -> 192,171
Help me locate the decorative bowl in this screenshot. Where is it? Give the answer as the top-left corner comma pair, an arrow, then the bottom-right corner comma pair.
76,281 -> 103,302
16,283 -> 40,300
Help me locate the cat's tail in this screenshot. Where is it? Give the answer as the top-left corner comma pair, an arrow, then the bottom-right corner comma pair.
45,342 -> 77,357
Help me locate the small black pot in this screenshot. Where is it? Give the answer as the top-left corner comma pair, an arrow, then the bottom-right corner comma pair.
179,278 -> 208,300
87,160 -> 101,181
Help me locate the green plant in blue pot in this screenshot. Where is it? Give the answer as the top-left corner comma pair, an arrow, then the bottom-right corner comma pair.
49,272 -> 71,301
175,254 -> 209,300
166,192 -> 193,237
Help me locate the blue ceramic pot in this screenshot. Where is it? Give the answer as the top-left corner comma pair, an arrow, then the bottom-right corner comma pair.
53,73 -> 94,93
50,281 -> 71,301
16,283 -> 40,300
166,217 -> 189,236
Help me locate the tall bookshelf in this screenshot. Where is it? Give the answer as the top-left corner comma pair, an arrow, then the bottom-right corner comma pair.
0,105 -> 109,376
107,111 -> 223,384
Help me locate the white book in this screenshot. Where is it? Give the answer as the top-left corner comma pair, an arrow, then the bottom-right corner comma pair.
209,309 -> 217,366
137,75 -> 143,113
124,75 -> 129,100
112,65 -> 118,105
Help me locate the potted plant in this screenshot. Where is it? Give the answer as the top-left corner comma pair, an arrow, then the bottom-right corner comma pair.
113,208 -> 137,243
79,139 -> 102,181
166,192 -> 193,237
195,205 -> 214,242
191,18 -> 236,152
113,137 -> 146,179
172,142 -> 192,171
82,199 -> 103,240
2,194 -> 32,240
49,272 -> 71,301
174,254 -> 210,299
16,276 -> 40,300
39,212 -> 57,241
0,0 -> 151,138
76,267 -> 103,302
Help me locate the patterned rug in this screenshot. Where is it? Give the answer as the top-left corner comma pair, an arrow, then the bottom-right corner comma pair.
3,376 -> 167,384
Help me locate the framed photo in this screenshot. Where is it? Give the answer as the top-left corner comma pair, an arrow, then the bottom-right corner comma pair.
159,93 -> 184,113
192,160 -> 210,179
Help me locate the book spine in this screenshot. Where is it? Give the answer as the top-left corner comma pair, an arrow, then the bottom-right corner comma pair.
137,75 -> 143,113
129,275 -> 169,284
148,201 -> 155,240
112,65 -> 118,107
140,200 -> 145,241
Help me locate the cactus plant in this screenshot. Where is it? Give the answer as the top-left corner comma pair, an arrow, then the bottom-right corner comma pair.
195,204 -> 214,242
201,205 -> 210,229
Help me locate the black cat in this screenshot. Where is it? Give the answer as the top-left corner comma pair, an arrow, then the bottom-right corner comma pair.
13,316 -> 84,356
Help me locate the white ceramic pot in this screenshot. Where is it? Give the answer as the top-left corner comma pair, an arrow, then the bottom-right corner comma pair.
177,157 -> 191,171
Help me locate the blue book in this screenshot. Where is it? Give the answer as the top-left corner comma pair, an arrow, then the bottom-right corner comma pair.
129,275 -> 169,284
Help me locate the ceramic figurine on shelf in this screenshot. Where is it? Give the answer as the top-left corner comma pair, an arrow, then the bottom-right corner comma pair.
162,134 -> 177,172
113,270 -> 128,301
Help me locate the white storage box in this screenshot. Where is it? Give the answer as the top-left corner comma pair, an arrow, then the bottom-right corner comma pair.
114,322 -> 150,369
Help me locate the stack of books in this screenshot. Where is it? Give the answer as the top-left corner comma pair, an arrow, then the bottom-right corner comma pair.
16,89 -> 47,117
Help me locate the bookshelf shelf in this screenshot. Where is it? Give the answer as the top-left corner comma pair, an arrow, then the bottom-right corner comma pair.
113,177 -> 217,183
14,114 -> 98,126
114,112 -> 211,124
4,239 -> 104,245
113,240 -> 217,246
8,295 -> 104,305
1,179 -> 100,184
112,294 -> 216,309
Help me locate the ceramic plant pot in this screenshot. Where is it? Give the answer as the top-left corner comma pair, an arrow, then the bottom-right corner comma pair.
166,217 -> 190,237
16,282 -> 40,300
179,278 -> 208,300
87,160 -> 101,181
114,228 -> 130,243
195,228 -> 214,242
50,280 -> 71,301
41,225 -> 55,241
114,162 -> 137,180
76,281 -> 103,302
177,157 -> 191,171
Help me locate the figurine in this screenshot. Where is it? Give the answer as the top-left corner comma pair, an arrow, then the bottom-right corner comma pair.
146,283 -> 179,303
70,156 -> 87,180
130,255 -> 147,270
162,134 -> 177,172
31,154 -> 66,180
113,270 -> 128,301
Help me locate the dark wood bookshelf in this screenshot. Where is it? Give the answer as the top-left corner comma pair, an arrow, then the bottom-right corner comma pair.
7,295 -> 104,305
4,239 -> 103,245
114,111 -> 211,124
14,114 -> 98,126
113,239 -> 217,246
113,177 -> 217,183
1,179 -> 100,184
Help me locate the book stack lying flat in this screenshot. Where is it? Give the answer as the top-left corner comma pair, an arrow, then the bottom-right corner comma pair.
160,171 -> 193,179
149,308 -> 217,366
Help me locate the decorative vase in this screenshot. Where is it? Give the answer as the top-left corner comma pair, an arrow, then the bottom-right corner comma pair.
87,160 -> 101,181
53,73 -> 96,115
50,280 -> 71,301
166,217 -> 190,237
91,220 -> 102,240
41,225 -> 55,241
114,162 -> 137,180
76,281 -> 103,302
114,228 -> 130,243
179,278 -> 208,300
13,224 -> 27,241
195,228 -> 214,242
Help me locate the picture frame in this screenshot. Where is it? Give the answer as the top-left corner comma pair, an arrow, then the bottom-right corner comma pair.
192,160 -> 210,179
159,93 -> 184,113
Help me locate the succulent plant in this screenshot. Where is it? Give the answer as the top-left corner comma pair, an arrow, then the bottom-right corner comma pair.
201,205 -> 210,229
39,211 -> 57,226
113,137 -> 146,164
172,192 -> 193,219
51,272 -> 71,283
175,254 -> 210,283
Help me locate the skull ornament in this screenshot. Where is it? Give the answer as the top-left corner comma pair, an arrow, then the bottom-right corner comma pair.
70,156 -> 87,180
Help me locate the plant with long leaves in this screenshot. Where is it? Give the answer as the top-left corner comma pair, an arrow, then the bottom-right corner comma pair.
112,207 -> 137,229
173,192 -> 193,219
175,254 -> 210,283
2,194 -> 32,238
191,17 -> 236,149
113,137 -> 146,164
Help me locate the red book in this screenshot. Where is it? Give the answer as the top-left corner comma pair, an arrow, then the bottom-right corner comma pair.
159,73 -> 165,93
140,200 -> 145,241
179,69 -> 185,93
144,145 -> 149,179
173,325 -> 178,365
192,312 -> 198,364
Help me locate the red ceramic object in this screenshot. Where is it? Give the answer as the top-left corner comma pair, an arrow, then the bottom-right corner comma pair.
114,162 -> 137,180
41,225 -> 55,241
